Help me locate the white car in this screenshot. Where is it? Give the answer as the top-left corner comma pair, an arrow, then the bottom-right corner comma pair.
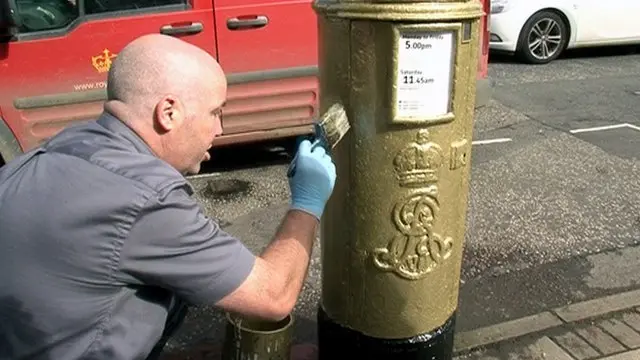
489,0 -> 640,64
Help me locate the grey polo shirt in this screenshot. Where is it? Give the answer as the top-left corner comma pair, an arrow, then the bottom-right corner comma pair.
0,113 -> 256,360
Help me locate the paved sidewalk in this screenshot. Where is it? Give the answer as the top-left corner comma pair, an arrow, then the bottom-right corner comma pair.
158,288 -> 640,359
455,289 -> 640,360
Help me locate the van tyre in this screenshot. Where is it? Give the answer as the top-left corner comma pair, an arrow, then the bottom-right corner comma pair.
516,10 -> 568,64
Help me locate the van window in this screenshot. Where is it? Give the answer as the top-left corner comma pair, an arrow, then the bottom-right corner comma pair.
16,1 -> 79,33
84,0 -> 186,15
13,0 -> 187,34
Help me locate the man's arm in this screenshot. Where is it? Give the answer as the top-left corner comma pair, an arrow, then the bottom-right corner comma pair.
216,140 -> 336,320
215,209 -> 318,320
117,140 -> 335,321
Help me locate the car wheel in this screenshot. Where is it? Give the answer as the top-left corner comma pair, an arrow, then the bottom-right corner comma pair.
516,11 -> 568,64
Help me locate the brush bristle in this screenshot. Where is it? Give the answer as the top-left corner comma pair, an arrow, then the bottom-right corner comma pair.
318,103 -> 350,148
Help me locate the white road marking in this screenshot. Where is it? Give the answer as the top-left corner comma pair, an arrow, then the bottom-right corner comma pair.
627,123 -> 640,132
570,123 -> 640,134
472,138 -> 513,145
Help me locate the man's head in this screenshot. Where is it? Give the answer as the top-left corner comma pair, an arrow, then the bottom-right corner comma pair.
105,34 -> 227,175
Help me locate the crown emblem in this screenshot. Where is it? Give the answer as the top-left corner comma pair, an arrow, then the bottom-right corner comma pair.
92,49 -> 117,73
393,129 -> 444,187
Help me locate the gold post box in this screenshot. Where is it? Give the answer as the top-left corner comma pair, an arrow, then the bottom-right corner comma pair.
313,0 -> 483,358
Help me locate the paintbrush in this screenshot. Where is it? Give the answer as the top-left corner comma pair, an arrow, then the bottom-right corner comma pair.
287,103 -> 350,177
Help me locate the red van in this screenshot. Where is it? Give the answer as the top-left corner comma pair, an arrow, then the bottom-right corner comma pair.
0,0 -> 490,167
0,0 -> 320,166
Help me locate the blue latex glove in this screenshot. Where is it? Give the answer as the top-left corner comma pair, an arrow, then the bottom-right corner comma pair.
288,139 -> 336,220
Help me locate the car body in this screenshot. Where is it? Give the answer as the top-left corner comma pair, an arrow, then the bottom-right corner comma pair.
489,0 -> 640,63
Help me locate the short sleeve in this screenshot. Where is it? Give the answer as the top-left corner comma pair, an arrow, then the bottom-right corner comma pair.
117,186 -> 256,305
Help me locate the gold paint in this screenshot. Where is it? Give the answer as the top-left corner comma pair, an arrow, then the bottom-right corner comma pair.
372,130 -> 454,280
314,1 -> 483,22
450,138 -> 470,170
392,129 -> 444,186
314,0 -> 482,339
92,49 -> 117,73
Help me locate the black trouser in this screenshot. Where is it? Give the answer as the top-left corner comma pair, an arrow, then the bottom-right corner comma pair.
145,297 -> 190,360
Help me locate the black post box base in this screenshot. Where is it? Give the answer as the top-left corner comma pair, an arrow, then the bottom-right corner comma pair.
317,306 -> 456,360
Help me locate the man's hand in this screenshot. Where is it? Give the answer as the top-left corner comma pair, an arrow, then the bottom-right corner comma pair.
288,139 -> 336,220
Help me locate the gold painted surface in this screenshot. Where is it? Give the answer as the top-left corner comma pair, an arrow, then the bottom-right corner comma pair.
315,0 -> 482,339
372,129 -> 455,280
314,0 -> 482,21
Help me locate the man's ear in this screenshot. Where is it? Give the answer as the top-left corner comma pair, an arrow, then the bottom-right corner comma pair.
153,95 -> 185,133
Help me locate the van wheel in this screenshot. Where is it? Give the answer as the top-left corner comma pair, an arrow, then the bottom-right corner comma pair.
516,10 -> 568,64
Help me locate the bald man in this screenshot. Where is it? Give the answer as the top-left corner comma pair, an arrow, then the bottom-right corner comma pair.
0,34 -> 336,360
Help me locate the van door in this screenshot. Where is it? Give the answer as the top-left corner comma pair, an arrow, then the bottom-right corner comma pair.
0,0 -> 216,153
213,0 -> 318,145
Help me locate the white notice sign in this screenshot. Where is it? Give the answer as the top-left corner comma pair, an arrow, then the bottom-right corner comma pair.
396,30 -> 454,119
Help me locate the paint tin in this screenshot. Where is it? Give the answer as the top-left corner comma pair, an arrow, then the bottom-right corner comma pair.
221,312 -> 294,360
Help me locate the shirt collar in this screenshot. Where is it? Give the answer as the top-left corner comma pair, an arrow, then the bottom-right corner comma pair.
95,112 -> 194,193
96,112 -> 155,156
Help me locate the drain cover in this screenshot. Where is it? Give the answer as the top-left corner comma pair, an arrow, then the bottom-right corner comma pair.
207,179 -> 251,197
